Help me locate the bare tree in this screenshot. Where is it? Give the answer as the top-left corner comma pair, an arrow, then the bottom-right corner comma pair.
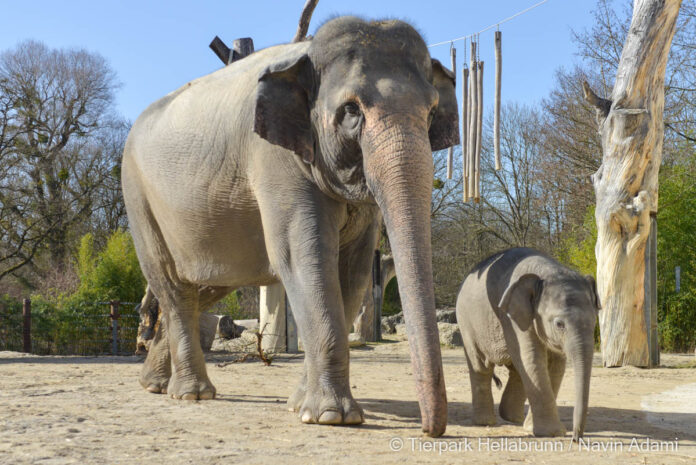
0,40 -> 124,280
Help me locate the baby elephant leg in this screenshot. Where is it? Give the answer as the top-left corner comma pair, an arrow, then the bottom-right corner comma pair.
465,354 -> 497,426
499,364 -> 526,424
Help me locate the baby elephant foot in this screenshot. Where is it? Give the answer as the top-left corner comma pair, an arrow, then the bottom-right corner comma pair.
524,413 -> 566,437
472,411 -> 497,427
298,386 -> 363,425
167,373 -> 216,400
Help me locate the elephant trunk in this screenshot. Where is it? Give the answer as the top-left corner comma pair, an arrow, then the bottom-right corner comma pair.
568,334 -> 594,441
362,113 -> 447,438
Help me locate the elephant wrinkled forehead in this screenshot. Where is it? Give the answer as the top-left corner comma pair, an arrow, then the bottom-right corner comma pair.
545,279 -> 595,312
309,16 -> 432,78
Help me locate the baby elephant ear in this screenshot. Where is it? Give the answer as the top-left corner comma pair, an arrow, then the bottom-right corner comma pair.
254,54 -> 316,163
585,275 -> 602,310
498,273 -> 543,331
429,59 -> 460,151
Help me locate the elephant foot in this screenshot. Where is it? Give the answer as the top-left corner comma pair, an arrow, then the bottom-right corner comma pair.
287,381 -> 306,412
167,373 -> 216,400
524,412 -> 566,437
139,365 -> 170,394
297,385 -> 363,425
472,410 -> 497,427
499,403 -> 525,424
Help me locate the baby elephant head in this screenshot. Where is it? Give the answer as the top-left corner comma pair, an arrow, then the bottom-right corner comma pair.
498,273 -> 601,440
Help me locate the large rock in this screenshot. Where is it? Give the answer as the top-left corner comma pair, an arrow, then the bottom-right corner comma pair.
436,309 -> 457,324
381,312 -> 404,334
438,322 -> 462,347
348,333 -> 366,348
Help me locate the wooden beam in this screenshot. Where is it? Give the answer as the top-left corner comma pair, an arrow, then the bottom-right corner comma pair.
209,36 -> 254,65
586,0 -> 681,367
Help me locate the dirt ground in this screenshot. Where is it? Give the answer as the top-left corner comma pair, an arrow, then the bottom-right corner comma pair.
1,337 -> 695,465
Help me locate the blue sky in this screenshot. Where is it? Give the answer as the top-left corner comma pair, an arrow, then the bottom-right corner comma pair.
0,0 -> 597,122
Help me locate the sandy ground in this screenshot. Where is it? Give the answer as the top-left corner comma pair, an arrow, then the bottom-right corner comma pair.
1,338 -> 695,465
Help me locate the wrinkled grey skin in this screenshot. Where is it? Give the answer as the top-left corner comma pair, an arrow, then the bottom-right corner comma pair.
122,17 -> 458,436
455,248 -> 599,440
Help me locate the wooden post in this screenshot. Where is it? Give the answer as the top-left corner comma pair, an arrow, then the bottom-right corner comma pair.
462,66 -> 469,201
110,300 -> 119,355
584,0 -> 681,367
494,30 -> 502,171
676,266 -> 681,292
644,214 -> 659,366
467,41 -> 478,201
372,250 -> 382,341
209,37 -> 254,65
232,38 -> 254,61
354,286 -> 375,342
446,46 -> 456,180
285,297 -> 299,353
22,298 -> 31,353
474,61 -> 484,202
259,283 -> 287,352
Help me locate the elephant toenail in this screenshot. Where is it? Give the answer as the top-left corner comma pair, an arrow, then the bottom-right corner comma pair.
343,410 -> 364,425
318,410 -> 343,425
301,411 -> 315,424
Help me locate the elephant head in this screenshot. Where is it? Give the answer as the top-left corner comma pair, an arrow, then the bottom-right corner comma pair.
253,17 -> 459,437
499,273 -> 600,439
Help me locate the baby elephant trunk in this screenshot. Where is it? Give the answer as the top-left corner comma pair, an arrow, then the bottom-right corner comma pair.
569,334 -> 594,440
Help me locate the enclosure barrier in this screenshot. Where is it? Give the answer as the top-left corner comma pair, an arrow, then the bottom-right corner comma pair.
0,299 -> 139,356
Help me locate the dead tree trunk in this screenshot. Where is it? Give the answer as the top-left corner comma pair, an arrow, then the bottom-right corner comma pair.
584,0 -> 681,367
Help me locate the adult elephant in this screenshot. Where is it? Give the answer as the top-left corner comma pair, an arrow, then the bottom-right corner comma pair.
122,16 -> 459,437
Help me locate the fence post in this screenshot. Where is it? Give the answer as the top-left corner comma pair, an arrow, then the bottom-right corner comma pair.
22,298 -> 31,353
110,301 -> 120,355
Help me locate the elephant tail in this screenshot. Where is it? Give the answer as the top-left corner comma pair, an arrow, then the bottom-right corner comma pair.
492,373 -> 502,390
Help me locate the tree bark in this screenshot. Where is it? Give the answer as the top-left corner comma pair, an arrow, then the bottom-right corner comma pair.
585,0 -> 681,367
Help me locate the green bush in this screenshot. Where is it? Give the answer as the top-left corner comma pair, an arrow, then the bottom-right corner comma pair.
659,292 -> 696,352
381,278 -> 401,316
73,230 -> 146,303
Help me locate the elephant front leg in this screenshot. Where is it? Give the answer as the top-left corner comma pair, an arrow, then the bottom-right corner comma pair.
261,195 -> 362,425
513,345 -> 565,437
139,314 -> 171,394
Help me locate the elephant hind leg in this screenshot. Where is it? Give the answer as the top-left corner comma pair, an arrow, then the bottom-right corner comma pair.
465,353 -> 497,426
140,310 -> 171,394
499,364 -> 526,424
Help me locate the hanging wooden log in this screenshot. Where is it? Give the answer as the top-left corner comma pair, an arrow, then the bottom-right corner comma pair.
584,0 -> 681,367
494,30 -> 502,171
447,46 -> 456,180
461,66 -> 469,202
474,60 -> 484,202
467,41 -> 478,201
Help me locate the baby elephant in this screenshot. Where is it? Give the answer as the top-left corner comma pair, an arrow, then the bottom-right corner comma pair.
456,248 -> 600,440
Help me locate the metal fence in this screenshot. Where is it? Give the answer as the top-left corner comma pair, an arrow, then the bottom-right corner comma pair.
0,299 -> 140,356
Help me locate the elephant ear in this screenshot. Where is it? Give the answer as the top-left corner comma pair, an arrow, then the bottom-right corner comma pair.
429,59 -> 460,151
584,275 -> 602,310
498,273 -> 543,331
254,54 -> 316,163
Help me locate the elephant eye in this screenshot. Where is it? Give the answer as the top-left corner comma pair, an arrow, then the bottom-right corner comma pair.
554,319 -> 566,331
339,102 -> 362,132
